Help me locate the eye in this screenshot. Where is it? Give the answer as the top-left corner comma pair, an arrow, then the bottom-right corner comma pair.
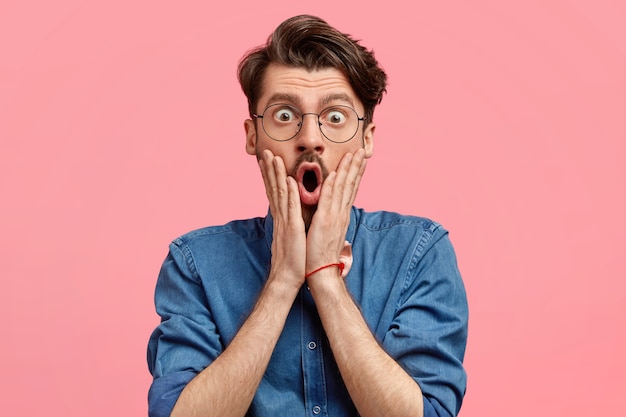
322,108 -> 348,125
272,106 -> 297,123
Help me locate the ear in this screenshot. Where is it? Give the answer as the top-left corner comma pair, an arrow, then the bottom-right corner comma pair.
362,122 -> 375,158
244,119 -> 257,155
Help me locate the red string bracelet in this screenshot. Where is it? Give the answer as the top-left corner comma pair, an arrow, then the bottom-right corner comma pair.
305,262 -> 345,279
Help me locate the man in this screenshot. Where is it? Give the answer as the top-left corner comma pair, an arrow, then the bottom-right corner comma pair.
148,15 -> 468,417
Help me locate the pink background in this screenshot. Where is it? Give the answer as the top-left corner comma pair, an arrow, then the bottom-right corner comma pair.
1,1 -> 624,415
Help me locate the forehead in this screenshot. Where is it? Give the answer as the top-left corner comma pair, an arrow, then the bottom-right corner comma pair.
259,63 -> 362,110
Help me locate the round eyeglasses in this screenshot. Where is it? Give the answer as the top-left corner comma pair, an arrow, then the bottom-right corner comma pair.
252,104 -> 365,143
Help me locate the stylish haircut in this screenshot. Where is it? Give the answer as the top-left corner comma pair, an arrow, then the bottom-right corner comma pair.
238,15 -> 387,125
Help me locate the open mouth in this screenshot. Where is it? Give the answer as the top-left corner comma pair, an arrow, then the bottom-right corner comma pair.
295,162 -> 323,206
302,169 -> 319,192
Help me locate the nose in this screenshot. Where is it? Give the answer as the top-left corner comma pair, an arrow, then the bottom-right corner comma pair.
295,113 -> 325,154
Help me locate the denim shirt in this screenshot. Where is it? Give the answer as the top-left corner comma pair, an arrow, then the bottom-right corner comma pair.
147,207 -> 468,417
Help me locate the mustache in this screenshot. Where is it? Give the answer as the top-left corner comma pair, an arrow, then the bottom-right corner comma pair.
289,152 -> 330,179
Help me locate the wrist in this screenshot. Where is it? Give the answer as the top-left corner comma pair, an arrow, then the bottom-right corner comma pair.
306,263 -> 346,294
305,262 -> 344,279
267,269 -> 305,295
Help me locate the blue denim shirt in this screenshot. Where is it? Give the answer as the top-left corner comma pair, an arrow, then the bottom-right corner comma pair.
147,207 -> 468,417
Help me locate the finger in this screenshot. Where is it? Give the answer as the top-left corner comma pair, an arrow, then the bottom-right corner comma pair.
286,176 -> 303,229
272,155 -> 289,218
345,149 -> 367,208
325,151 -> 353,214
259,150 -> 280,214
330,149 -> 365,213
317,170 -> 337,215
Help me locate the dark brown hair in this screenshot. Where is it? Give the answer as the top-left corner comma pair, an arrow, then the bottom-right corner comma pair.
237,15 -> 387,125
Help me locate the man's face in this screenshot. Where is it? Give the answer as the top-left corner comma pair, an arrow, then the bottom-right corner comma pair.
244,63 -> 375,218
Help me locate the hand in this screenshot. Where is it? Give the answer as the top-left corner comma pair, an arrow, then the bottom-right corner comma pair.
259,149 -> 307,289
306,149 -> 367,276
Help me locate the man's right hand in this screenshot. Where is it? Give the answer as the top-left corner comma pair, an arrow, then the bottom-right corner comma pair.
259,149 -> 307,290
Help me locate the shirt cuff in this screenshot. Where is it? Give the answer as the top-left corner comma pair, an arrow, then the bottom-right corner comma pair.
424,395 -> 456,417
148,370 -> 197,417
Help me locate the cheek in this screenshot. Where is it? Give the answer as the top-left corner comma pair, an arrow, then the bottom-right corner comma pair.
330,143 -> 362,166
256,140 -> 299,169
253,137 -> 276,157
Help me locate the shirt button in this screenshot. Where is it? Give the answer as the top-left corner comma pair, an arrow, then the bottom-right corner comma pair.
308,341 -> 317,350
312,405 -> 321,414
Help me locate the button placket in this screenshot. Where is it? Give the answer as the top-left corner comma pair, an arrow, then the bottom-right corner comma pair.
301,286 -> 327,417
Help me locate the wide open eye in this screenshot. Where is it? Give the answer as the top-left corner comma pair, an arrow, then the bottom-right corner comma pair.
322,107 -> 348,126
272,106 -> 298,124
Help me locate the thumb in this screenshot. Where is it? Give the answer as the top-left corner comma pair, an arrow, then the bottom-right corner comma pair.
338,241 -> 353,278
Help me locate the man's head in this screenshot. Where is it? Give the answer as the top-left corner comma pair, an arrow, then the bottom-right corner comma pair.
238,15 -> 387,126
238,15 -> 387,227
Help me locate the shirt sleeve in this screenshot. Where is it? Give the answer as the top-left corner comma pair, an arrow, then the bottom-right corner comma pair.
382,227 -> 469,417
146,239 -> 224,417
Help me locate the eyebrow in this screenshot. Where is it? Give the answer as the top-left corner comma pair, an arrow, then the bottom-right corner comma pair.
266,93 -> 303,107
265,92 -> 356,109
320,93 -> 355,108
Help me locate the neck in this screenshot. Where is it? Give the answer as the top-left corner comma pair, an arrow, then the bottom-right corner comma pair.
302,205 -> 315,234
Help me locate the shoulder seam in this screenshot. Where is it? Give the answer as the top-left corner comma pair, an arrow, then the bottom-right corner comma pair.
171,238 -> 201,282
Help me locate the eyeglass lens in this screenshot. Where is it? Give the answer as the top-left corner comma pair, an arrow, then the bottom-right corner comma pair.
261,104 -> 360,143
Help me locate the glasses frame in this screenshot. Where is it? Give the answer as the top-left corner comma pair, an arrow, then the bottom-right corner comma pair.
252,103 -> 365,143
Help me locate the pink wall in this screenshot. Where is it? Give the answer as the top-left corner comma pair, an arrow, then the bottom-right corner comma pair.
1,1 -> 624,415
